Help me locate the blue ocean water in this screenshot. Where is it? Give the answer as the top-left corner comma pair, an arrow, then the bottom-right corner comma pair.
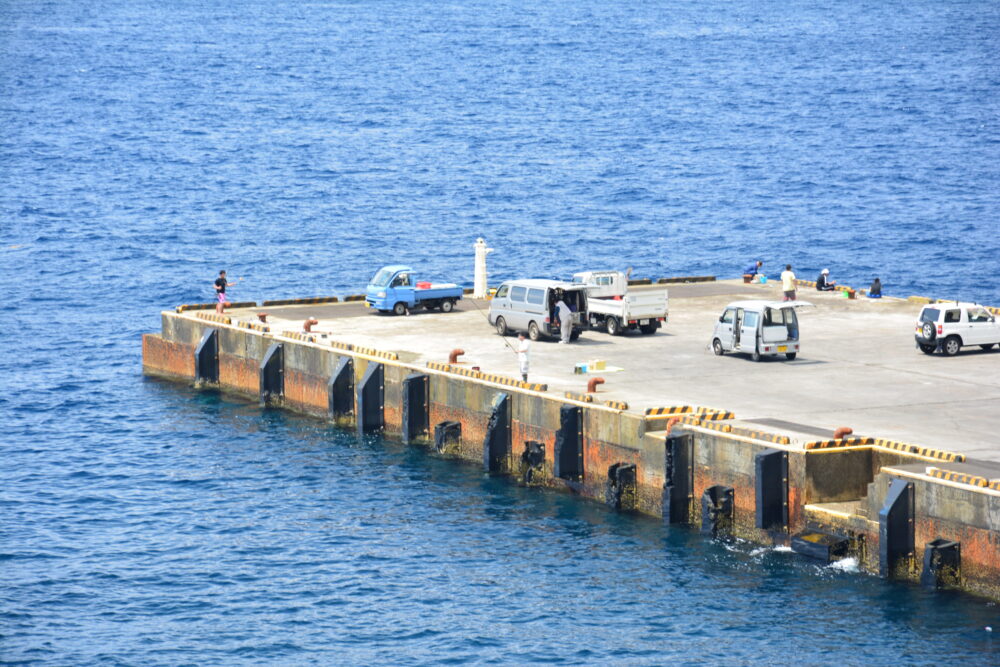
2,0 -> 999,664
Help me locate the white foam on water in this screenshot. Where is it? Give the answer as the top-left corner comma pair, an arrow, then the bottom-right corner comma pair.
828,557 -> 859,573
773,545 -> 794,553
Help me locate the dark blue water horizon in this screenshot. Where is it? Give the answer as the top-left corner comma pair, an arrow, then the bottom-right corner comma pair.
2,0 -> 999,663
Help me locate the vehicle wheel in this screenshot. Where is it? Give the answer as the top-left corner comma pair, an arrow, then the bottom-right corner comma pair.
943,336 -> 961,357
392,302 -> 407,316
528,321 -> 541,341
440,300 -> 455,313
751,349 -> 761,362
495,317 -> 508,336
570,330 -> 581,342
606,317 -> 621,336
640,323 -> 657,335
785,352 -> 797,360
918,343 -> 936,355
712,339 -> 724,356
980,344 -> 996,350
921,322 -> 936,341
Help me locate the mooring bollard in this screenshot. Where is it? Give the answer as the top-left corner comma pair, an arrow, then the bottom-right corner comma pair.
449,348 -> 465,364
834,426 -> 853,439
587,377 -> 605,393
303,317 -> 319,333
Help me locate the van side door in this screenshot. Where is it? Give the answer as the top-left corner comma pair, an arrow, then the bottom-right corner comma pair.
716,308 -> 737,350
490,283 -> 511,325
740,310 -> 760,352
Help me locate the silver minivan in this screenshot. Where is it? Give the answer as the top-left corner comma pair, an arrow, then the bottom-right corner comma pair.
489,279 -> 588,341
711,300 -> 811,361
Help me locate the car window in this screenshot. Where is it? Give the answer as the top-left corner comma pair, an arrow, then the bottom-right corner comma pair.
495,284 -> 509,299
510,286 -> 527,302
944,309 -> 961,323
721,309 -> 734,324
743,311 -> 759,329
572,275 -> 584,284
920,308 -> 940,323
967,307 -> 991,323
763,308 -> 786,326
526,288 -> 544,305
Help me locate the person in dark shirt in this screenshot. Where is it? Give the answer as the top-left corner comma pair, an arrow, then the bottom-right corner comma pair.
869,277 -> 882,298
215,270 -> 230,313
816,268 -> 836,291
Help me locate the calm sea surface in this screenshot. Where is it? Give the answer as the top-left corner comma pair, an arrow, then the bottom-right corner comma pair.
2,0 -> 999,664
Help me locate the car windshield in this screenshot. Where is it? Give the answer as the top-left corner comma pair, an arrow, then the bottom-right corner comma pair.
920,308 -> 940,323
370,268 -> 395,287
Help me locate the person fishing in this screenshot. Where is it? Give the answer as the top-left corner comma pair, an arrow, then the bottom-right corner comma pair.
517,333 -> 530,382
213,270 -> 243,314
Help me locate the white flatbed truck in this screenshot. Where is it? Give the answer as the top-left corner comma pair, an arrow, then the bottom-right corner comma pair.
572,271 -> 668,335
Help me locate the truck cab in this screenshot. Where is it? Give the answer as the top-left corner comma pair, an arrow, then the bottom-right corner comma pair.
366,265 -> 463,315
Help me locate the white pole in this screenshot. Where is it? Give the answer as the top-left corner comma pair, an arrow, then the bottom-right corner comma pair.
473,237 -> 494,298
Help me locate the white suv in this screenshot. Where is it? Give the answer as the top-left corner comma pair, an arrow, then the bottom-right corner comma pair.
914,303 -> 1000,356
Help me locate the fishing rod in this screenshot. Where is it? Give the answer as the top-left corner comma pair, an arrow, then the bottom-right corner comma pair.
463,294 -> 521,357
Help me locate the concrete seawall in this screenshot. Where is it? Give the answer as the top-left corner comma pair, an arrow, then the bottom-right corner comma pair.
143,294 -> 1000,602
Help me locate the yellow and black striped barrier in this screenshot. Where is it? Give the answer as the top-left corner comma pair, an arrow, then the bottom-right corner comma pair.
907,296 -> 936,304
873,439 -> 965,463
239,321 -> 270,333
195,311 -> 232,325
179,301 -> 256,313
353,345 -> 399,361
803,437 -> 874,450
282,331 -> 316,343
990,479 -> 1000,491
728,428 -> 791,445
425,362 -> 546,392
926,467 -> 989,488
564,392 -> 594,403
604,400 -> 629,411
696,410 -> 735,421
678,414 -> 733,433
645,406 -> 693,417
328,340 -> 354,352
261,296 -> 339,307
343,294 -> 367,302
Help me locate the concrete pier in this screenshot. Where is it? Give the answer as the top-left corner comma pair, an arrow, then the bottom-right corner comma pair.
143,277 -> 1000,601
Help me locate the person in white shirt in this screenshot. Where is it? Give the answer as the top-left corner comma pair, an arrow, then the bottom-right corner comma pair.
555,297 -> 572,343
781,264 -> 796,301
517,333 -> 530,381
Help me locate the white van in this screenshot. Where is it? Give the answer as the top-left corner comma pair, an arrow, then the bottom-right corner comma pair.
711,300 -> 812,361
489,280 -> 588,341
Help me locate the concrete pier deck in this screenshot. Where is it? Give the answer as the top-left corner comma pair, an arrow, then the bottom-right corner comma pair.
226,280 -> 1000,463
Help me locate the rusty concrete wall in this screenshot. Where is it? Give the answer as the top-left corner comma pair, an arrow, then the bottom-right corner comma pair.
868,473 -> 1000,600
283,343 -> 341,417
142,334 -> 195,380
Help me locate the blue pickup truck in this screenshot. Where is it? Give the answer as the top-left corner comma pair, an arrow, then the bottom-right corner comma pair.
365,265 -> 464,315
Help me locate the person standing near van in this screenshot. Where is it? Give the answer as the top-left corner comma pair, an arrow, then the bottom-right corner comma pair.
781,264 -> 796,301
517,333 -> 530,381
555,297 -> 572,343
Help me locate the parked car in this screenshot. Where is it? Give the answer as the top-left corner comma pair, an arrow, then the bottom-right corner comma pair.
711,300 -> 812,361
488,279 -> 587,341
365,265 -> 464,315
572,270 -> 668,335
914,303 -> 1000,356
